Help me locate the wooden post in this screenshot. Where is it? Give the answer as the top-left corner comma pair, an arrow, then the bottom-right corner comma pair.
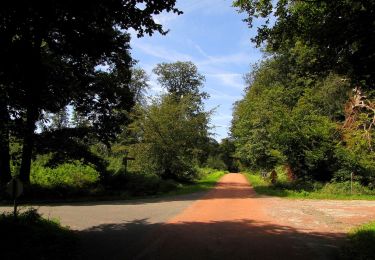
122,150 -> 135,174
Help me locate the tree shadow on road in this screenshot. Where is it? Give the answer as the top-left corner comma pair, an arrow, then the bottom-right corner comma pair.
78,218 -> 345,260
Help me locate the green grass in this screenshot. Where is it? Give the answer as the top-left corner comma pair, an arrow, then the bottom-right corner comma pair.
9,169 -> 226,204
0,208 -> 78,259
244,172 -> 375,200
166,169 -> 227,196
340,221 -> 375,259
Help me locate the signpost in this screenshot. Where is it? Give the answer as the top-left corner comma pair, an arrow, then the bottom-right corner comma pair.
122,150 -> 135,174
6,178 -> 23,218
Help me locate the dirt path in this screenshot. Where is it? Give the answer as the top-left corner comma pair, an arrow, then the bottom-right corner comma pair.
2,173 -> 375,259
134,174 -> 375,260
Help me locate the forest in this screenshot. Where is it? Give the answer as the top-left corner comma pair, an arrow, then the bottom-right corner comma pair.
0,1 -> 234,201
232,0 -> 375,195
1,0 -> 375,200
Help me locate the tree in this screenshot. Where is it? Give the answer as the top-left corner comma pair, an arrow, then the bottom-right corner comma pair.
0,94 -> 11,184
232,0 -> 375,184
49,107 -> 69,130
131,94 -> 211,181
129,61 -> 211,181
0,1 -> 182,184
233,0 -> 375,87
231,57 -> 351,180
129,68 -> 150,106
153,61 -> 208,103
219,138 -> 238,172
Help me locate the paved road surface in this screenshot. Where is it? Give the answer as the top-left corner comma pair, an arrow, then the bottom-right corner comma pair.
2,173 -> 375,259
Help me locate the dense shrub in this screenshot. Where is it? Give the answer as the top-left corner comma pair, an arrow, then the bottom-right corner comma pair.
31,155 -> 99,189
320,182 -> 375,196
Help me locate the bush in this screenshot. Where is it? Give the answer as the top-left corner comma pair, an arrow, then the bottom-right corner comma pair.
159,179 -> 179,193
106,156 -> 124,174
123,173 -> 161,195
320,181 -> 375,195
31,155 -> 99,189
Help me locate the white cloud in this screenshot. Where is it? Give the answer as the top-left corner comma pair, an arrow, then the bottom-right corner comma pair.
197,52 -> 250,67
132,41 -> 193,62
152,12 -> 180,27
206,87 -> 242,101
207,73 -> 244,89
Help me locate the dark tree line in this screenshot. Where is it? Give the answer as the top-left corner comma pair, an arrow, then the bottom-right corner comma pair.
0,0 -> 181,185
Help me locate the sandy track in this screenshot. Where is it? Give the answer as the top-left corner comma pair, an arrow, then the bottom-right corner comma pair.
135,174 -> 375,260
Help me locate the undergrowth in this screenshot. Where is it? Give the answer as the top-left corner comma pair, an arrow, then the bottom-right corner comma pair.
0,208 -> 78,259
245,171 -> 375,200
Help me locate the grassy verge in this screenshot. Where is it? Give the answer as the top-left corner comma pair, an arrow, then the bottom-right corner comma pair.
166,169 -> 226,196
244,172 -> 375,200
0,208 -> 78,259
340,221 -> 375,259
0,169 -> 227,205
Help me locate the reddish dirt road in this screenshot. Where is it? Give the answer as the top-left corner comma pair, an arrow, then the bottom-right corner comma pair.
135,173 -> 375,260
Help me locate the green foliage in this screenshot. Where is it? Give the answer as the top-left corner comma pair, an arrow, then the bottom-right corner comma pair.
105,168 -> 225,197
0,208 -> 78,260
30,154 -> 99,189
218,138 -> 239,172
340,221 -> 375,260
320,182 -> 374,196
234,0 -> 375,87
168,169 -> 226,196
232,0 -> 375,188
153,61 -> 207,102
0,0 -> 182,184
205,155 -> 227,170
129,67 -> 150,106
133,95 -> 208,180
109,61 -> 214,182
232,59 -> 348,179
245,172 -> 375,200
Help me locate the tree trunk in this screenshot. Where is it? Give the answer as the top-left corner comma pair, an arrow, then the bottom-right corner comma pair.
19,105 -> 38,184
0,101 -> 11,185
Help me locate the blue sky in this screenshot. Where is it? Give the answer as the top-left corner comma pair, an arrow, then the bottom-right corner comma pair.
130,0 -> 262,141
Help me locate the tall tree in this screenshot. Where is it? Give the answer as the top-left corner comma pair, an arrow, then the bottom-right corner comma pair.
130,61 -> 211,181
129,68 -> 150,106
0,0 -> 182,184
153,61 -> 207,103
233,0 -> 375,87
132,94 -> 211,181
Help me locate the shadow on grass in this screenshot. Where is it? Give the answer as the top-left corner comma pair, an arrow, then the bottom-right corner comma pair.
0,209 -> 78,260
78,218 -> 345,260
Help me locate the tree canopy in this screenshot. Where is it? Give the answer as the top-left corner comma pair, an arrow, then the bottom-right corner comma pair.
234,0 -> 375,87
129,61 -> 212,181
231,0 -> 375,184
0,0 -> 182,184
